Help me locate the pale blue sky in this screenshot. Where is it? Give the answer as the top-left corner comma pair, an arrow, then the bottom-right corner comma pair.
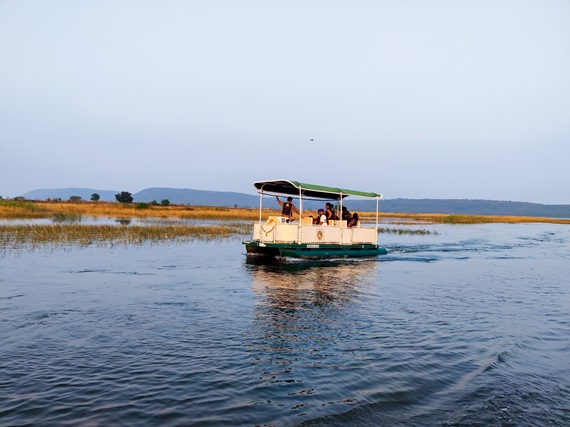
1,0 -> 569,203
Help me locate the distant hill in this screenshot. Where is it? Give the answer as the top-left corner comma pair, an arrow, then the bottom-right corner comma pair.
22,187 -> 260,207
21,187 -> 570,218
132,187 -> 258,207
351,198 -> 570,218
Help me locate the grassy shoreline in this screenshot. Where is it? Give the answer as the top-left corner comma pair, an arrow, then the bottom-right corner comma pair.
1,200 -> 569,224
375,212 -> 570,225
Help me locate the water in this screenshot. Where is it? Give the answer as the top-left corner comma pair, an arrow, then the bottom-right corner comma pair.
0,217 -> 229,226
1,223 -> 569,426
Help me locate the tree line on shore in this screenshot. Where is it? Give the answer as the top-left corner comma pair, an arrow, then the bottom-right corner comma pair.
2,192 -> 171,208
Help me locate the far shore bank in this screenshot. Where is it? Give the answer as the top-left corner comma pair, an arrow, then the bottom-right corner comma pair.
1,200 -> 569,225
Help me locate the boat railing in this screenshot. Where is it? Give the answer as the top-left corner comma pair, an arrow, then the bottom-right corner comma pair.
253,220 -> 377,245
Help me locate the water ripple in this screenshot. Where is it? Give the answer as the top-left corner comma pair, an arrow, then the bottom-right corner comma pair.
1,225 -> 569,426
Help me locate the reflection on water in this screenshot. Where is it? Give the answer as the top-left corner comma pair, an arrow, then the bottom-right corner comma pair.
247,256 -> 376,309
243,257 -> 384,421
247,256 -> 377,328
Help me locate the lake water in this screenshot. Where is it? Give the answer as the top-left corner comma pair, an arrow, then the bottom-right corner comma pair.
1,223 -> 569,426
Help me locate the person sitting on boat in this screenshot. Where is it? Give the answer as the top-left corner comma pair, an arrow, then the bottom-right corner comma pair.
348,212 -> 359,228
341,206 -> 352,222
326,203 -> 338,222
276,196 -> 299,222
313,208 -> 328,225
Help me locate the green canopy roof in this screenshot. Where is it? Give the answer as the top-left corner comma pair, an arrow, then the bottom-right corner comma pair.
253,179 -> 382,200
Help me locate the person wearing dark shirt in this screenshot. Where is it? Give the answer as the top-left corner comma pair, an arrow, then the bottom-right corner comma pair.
326,203 -> 338,222
341,206 -> 351,222
276,196 -> 299,221
348,212 -> 359,228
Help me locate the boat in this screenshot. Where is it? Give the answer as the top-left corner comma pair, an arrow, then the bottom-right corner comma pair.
243,179 -> 388,258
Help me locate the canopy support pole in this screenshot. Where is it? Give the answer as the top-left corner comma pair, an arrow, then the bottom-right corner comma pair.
298,186 -> 303,243
298,186 -> 303,218
376,196 -> 379,244
259,191 -> 263,224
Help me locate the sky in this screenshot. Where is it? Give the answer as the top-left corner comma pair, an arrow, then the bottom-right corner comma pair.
1,0 -> 569,204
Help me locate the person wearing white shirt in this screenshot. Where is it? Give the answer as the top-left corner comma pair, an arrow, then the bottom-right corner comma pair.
314,208 -> 328,226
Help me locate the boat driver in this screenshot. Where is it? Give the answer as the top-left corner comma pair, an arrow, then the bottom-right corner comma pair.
276,196 -> 299,222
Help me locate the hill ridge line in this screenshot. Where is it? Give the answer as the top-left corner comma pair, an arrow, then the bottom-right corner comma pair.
20,187 -> 570,218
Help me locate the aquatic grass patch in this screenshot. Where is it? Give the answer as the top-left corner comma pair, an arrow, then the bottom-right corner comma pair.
52,213 -> 82,224
0,223 -> 251,251
376,213 -> 488,224
378,227 -> 439,235
433,214 -> 490,224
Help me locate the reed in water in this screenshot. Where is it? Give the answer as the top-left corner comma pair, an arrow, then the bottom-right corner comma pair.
377,227 -> 438,235
0,223 -> 251,251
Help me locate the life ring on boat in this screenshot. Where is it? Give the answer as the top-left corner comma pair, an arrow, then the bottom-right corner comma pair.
266,217 -> 279,225
317,230 -> 324,240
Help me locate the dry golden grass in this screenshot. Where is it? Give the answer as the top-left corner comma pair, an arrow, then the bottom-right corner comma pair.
0,201 -> 269,220
0,201 -> 50,218
0,222 -> 251,251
